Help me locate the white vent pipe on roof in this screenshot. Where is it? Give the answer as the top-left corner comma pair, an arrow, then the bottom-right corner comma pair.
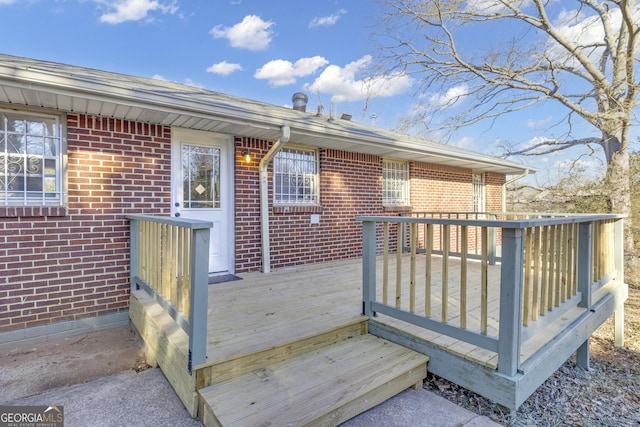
292,92 -> 308,112
259,125 -> 291,273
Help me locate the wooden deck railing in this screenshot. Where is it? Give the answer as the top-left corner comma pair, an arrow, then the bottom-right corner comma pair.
358,213 -> 625,377
127,214 -> 212,373
401,212 -> 499,263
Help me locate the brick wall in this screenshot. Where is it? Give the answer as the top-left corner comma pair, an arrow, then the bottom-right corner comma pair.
0,114 -> 171,333
234,138 -> 505,272
234,137 -> 269,272
411,165 -> 505,212
1,117 -> 506,333
486,172 -> 506,211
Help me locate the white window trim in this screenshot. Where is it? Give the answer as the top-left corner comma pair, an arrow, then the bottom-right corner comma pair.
273,145 -> 320,206
382,158 -> 410,206
0,108 -> 66,207
472,171 -> 486,213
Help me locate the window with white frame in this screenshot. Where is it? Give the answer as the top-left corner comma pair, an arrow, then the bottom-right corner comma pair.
472,172 -> 485,212
1,110 -> 64,206
273,146 -> 319,204
382,159 -> 409,206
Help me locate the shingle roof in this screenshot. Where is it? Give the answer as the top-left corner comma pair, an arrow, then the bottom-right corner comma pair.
0,53 -> 534,174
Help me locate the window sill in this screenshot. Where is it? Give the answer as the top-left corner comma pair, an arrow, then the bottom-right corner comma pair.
0,206 -> 68,218
383,205 -> 412,214
272,204 -> 323,214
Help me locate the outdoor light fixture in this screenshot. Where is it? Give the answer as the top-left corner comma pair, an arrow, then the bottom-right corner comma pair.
241,149 -> 252,163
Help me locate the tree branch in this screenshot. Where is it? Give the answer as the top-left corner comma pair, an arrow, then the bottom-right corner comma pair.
503,137 -> 603,157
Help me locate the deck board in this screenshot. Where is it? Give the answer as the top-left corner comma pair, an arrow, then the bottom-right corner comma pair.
200,334 -> 428,427
205,260 -> 364,364
202,254 -> 587,371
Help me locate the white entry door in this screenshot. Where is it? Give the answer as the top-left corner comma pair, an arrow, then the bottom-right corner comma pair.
171,129 -> 233,274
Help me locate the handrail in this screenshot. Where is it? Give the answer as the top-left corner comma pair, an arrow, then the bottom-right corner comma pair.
401,212 -> 500,264
358,213 -> 625,376
127,214 -> 212,373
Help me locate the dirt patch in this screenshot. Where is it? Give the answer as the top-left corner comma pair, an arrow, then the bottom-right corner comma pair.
0,326 -> 147,403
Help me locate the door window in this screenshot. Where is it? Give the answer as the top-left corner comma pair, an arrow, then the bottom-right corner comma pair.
182,144 -> 221,209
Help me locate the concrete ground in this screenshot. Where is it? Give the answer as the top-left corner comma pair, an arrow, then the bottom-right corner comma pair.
0,325 -> 499,427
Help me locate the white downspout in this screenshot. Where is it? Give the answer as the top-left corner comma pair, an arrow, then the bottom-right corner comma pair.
503,169 -> 529,211
259,126 -> 291,273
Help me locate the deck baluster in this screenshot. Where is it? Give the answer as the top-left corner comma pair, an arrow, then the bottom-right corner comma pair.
424,223 -> 433,318
356,213 -> 625,387
460,225 -> 468,329
481,226 -> 488,334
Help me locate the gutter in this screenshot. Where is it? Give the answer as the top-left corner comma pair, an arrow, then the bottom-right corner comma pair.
259,125 -> 291,273
503,168 -> 530,211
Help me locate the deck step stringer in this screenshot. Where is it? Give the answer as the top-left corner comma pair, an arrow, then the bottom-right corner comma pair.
198,334 -> 428,427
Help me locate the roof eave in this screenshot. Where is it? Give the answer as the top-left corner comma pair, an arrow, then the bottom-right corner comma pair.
0,63 -> 534,176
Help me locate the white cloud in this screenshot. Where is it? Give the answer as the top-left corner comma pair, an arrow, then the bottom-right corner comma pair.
0,0 -> 16,4
210,15 -> 274,51
305,55 -> 413,102
547,10 -> 606,63
523,135 -> 551,149
428,85 -> 469,108
206,61 -> 244,76
254,56 -> 328,86
309,9 -> 347,28
547,5 -> 640,66
96,0 -> 177,24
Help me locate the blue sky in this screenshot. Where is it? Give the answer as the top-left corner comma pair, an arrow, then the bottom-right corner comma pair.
1,0 -> 403,123
0,0 -> 637,185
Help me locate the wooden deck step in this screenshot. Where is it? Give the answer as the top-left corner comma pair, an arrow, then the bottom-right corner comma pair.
199,319 -> 367,386
199,334 -> 428,427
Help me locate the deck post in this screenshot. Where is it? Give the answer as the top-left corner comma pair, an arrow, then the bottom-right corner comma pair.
497,227 -> 524,377
576,221 -> 593,369
614,218 -> 625,347
129,217 -> 140,292
362,220 -> 377,317
189,226 -> 210,372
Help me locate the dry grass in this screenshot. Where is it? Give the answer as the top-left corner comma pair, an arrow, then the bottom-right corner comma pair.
426,266 -> 640,426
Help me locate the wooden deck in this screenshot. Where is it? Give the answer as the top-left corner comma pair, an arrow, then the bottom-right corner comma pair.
204,260 -> 364,367
201,254 -> 602,371
203,256 -> 505,368
131,258 -> 430,425
202,256 -> 520,368
128,212 -> 627,421
130,252 -> 627,421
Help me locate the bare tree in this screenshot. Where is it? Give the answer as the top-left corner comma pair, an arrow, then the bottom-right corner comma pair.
376,0 -> 639,252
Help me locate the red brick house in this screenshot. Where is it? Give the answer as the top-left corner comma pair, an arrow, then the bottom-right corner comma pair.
0,53 -> 531,344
